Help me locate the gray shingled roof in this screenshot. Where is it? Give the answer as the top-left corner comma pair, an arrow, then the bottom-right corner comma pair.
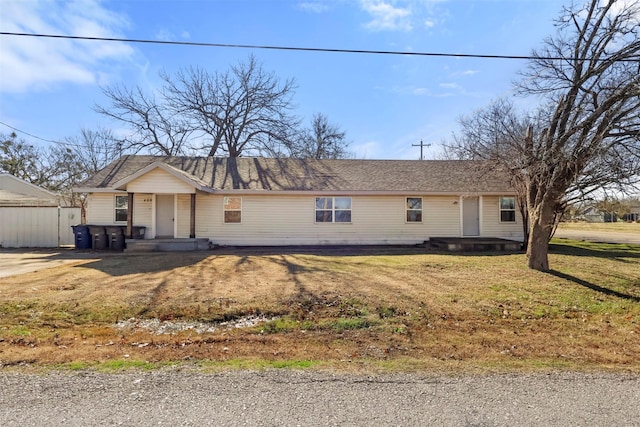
78,156 -> 514,193
0,189 -> 59,206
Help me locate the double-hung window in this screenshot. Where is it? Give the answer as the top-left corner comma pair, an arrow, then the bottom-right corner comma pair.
500,196 -> 516,222
315,197 -> 351,223
224,197 -> 242,223
115,195 -> 128,222
406,197 -> 422,222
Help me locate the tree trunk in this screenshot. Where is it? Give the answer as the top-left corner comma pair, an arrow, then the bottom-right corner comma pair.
526,202 -> 556,271
518,199 -> 529,252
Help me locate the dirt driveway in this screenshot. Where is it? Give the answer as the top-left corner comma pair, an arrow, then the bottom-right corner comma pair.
0,249 -> 100,279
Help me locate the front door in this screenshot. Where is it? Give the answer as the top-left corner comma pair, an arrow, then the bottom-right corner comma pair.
156,195 -> 174,238
462,196 -> 480,236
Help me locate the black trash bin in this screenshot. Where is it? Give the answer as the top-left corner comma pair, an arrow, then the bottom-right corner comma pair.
105,226 -> 125,251
110,233 -> 125,251
71,225 -> 91,249
131,226 -> 146,240
89,226 -> 108,250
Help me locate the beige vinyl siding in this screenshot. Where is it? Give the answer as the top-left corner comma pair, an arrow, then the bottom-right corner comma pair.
127,168 -> 195,194
176,194 -> 191,238
86,193 -> 118,224
88,192 -> 522,245
195,194 -> 219,238
87,193 -> 154,233
196,194 -> 462,245
424,196 -> 461,237
133,194 -> 153,238
481,196 -> 523,240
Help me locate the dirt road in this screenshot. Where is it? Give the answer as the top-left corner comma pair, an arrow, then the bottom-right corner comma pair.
1,370 -> 638,426
554,229 -> 640,245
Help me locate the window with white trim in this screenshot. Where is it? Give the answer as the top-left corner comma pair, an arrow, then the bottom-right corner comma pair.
224,197 -> 242,223
315,197 -> 351,223
406,197 -> 422,222
115,195 -> 128,222
500,196 -> 516,222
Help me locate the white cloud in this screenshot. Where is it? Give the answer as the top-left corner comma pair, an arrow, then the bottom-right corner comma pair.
389,84 -> 458,97
156,29 -> 192,42
0,0 -> 134,93
450,69 -> 479,78
360,1 -> 413,32
359,1 -> 450,32
412,87 -> 431,95
388,84 -> 462,98
604,0 -> 639,20
298,2 -> 329,13
156,29 -> 174,42
352,140 -> 381,159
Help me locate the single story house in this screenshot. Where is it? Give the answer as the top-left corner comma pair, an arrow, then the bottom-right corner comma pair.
0,173 -> 80,247
74,156 -> 524,246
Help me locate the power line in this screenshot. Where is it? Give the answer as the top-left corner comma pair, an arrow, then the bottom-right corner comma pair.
4,31 -> 634,62
0,121 -> 83,148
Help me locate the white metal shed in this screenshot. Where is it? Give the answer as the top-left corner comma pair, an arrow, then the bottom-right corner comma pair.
0,174 -> 80,248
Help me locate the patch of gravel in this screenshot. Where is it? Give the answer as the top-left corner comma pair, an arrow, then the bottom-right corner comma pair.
114,315 -> 276,334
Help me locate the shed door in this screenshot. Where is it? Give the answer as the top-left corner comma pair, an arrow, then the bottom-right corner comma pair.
156,195 -> 174,238
462,197 -> 480,236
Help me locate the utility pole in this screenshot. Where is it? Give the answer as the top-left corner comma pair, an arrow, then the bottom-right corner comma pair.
412,139 -> 431,160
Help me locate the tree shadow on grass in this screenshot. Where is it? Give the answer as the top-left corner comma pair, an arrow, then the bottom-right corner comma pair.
72,252 -> 215,276
548,269 -> 640,302
549,240 -> 640,262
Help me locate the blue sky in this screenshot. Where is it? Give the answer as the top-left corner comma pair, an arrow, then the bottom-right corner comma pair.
0,0 -> 564,160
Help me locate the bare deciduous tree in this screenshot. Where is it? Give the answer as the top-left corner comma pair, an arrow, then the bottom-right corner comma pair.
56,128 -> 121,219
289,113 -> 352,159
447,0 -> 640,271
95,85 -> 194,155
520,0 -> 640,270
63,128 -> 120,175
162,54 -> 300,157
96,55 -> 299,157
446,99 -> 535,249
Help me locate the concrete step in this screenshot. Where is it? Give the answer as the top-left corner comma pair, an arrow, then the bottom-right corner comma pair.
124,241 -> 159,252
430,237 -> 522,252
125,238 -> 210,252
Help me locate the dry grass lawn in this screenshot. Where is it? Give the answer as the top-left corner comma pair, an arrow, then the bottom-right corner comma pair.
1,241 -> 638,373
